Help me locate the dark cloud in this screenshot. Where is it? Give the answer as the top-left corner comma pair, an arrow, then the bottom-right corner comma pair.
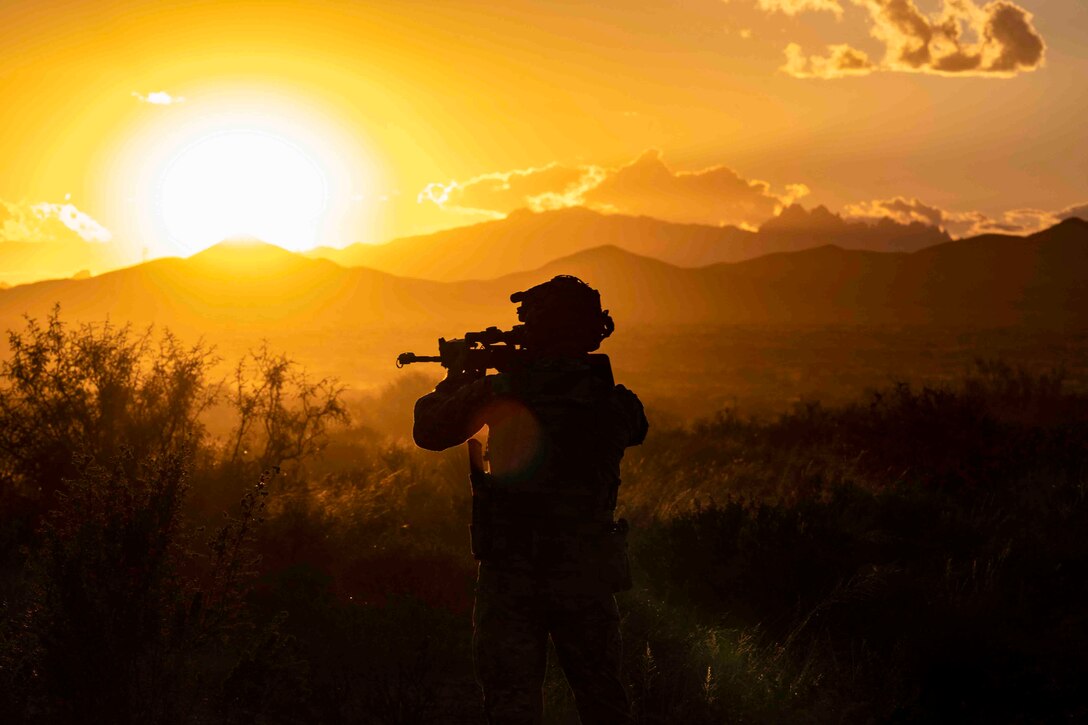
985,1 -> 1046,72
779,0 -> 1045,78
843,197 -> 1068,237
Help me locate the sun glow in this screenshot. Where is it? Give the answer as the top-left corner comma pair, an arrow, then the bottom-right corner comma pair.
157,129 -> 330,255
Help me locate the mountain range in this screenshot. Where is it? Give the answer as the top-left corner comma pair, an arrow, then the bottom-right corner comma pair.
0,204 -> 959,289
0,218 -> 1083,339
303,205 -> 950,281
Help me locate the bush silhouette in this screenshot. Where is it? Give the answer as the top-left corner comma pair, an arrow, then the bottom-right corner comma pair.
0,308 -> 216,527
0,312 -> 341,723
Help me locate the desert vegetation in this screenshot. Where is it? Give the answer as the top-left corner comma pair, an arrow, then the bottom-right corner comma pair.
2,312 -> 1086,723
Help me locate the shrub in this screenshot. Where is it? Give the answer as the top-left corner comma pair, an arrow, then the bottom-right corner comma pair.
0,309 -> 217,523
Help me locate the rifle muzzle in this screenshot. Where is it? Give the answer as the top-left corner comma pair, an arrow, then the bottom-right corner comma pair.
395,352 -> 441,368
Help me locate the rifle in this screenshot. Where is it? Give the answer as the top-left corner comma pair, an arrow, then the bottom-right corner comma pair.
397,324 -> 617,384
396,325 -> 527,375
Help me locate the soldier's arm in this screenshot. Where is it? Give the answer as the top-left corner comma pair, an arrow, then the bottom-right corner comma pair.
615,384 -> 649,446
412,373 -> 496,451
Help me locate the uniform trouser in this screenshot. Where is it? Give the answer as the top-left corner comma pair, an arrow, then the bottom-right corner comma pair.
473,564 -> 632,725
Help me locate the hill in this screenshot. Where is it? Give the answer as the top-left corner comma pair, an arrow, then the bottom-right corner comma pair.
0,240 -> 486,388
304,205 -> 950,281
1,219 -> 1084,335
0,240 -> 474,336
0,219 -> 1083,410
484,217 -> 1087,327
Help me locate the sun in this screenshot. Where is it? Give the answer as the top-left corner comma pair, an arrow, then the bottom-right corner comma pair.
157,129 -> 329,255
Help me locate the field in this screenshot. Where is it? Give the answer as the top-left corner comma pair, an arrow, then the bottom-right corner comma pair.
213,323 -> 1088,423
2,314 -> 1087,723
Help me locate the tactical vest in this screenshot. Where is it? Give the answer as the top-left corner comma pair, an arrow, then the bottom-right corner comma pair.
467,355 -> 632,590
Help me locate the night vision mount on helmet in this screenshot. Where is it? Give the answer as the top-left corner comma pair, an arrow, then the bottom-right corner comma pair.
511,275 -> 614,353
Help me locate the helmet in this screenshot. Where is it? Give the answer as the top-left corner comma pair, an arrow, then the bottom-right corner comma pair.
509,275 -> 614,352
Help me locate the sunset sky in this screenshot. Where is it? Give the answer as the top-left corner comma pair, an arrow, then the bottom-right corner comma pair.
1,0 -> 1085,261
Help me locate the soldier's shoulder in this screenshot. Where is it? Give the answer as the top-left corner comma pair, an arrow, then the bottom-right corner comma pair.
613,383 -> 643,403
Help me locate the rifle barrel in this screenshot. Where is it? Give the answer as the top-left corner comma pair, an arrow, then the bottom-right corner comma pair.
396,352 -> 442,368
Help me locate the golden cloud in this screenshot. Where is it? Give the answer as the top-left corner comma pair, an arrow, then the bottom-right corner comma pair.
1,199 -> 113,243
418,151 -> 810,228
132,90 -> 186,105
417,164 -> 589,219
782,43 -> 875,79
1056,203 -> 1088,222
843,197 -> 947,226
779,0 -> 1045,78
582,150 -> 809,227
758,0 -> 844,17
526,166 -> 608,212
843,196 -> 1067,237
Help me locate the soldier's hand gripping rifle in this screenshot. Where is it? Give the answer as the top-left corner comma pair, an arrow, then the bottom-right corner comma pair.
396,325 -> 527,376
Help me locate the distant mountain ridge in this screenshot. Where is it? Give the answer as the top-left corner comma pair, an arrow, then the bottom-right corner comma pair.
304,205 -> 950,281
502,217 -> 1087,327
0,238 -> 132,286
1,218 -> 1083,336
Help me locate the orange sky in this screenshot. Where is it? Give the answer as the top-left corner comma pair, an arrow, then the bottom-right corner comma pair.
1,0 -> 1085,261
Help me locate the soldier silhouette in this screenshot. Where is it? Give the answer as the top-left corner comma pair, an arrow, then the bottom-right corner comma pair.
413,275 -> 648,724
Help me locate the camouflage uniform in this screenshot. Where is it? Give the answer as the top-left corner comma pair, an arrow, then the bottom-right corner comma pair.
414,355 -> 648,725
